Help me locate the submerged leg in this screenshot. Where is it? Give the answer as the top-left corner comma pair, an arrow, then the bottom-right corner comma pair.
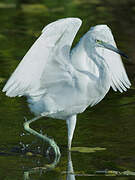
66,115 -> 77,150
24,115 -> 60,156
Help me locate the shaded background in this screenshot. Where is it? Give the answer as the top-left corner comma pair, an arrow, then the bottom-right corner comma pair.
0,0 -> 135,179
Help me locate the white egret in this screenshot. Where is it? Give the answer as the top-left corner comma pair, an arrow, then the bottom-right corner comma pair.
2,18 -> 131,156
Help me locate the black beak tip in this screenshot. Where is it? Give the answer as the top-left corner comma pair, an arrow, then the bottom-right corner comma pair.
120,52 -> 128,59
124,55 -> 128,59
123,54 -> 128,59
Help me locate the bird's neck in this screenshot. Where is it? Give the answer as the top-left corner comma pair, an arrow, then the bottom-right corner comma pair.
89,46 -> 111,93
71,39 -> 110,89
92,48 -> 110,85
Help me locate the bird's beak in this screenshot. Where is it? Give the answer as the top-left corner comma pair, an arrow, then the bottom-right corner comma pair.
102,42 -> 128,59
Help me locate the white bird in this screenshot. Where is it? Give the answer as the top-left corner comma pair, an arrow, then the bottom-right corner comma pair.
2,18 -> 131,156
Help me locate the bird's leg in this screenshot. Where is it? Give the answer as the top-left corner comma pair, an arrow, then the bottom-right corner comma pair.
23,115 -> 61,157
66,115 -> 77,150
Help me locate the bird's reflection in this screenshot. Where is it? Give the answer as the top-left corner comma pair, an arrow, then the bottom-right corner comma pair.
23,150 -> 61,180
23,150 -> 76,180
66,151 -> 75,180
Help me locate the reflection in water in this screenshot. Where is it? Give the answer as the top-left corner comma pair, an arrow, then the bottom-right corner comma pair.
23,150 -> 61,180
23,151 -> 76,180
65,152 -> 135,178
67,152 -> 75,180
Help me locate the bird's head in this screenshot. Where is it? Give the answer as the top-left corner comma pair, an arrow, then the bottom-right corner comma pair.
87,25 -> 128,59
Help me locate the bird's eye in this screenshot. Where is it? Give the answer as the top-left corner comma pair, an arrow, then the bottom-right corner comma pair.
96,39 -> 103,44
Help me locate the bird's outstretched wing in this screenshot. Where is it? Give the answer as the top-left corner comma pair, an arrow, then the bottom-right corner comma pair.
103,41 -> 131,92
3,18 -> 82,97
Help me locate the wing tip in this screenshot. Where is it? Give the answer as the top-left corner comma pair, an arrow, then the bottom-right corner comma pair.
2,87 -> 8,94
2,83 -> 20,97
4,90 -> 22,97
111,73 -> 131,93
2,89 -> 15,97
42,17 -> 82,33
67,17 -> 82,27
2,88 -> 5,93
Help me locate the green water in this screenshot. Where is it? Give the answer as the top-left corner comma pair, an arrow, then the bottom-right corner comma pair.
0,0 -> 135,179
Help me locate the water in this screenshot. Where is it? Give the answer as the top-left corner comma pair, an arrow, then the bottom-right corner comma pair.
0,0 -> 135,179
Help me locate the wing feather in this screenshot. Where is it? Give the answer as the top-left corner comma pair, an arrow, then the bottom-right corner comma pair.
3,18 -> 82,97
104,39 -> 131,92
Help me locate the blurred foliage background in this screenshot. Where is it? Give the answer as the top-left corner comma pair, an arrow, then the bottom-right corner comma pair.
0,0 -> 135,153
0,0 -> 135,81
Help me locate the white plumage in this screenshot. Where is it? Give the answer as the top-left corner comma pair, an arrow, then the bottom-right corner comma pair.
3,18 -> 131,153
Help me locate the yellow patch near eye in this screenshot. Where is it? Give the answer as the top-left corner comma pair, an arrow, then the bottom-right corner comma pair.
96,39 -> 103,44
